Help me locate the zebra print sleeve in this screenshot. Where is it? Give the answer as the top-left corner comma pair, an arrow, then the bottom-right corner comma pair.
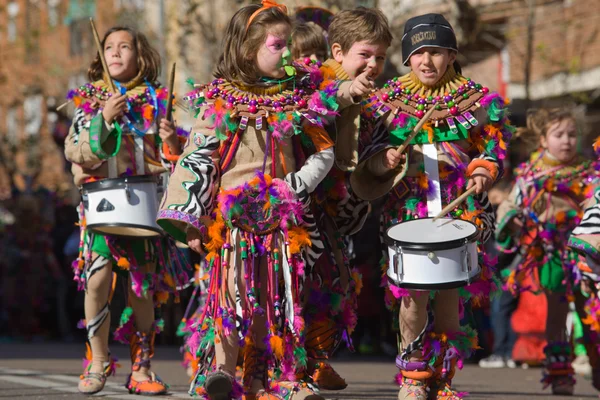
157,132 -> 220,244
572,189 -> 600,236
569,188 -> 600,267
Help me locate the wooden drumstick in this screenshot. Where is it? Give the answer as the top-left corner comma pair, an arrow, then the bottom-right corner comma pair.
165,62 -> 176,121
396,106 -> 436,154
432,186 -> 478,222
90,18 -> 117,94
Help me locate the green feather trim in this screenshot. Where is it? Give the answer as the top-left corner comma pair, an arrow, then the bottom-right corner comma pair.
155,318 -> 165,333
294,346 -> 308,369
330,293 -> 343,311
404,197 -> 420,212
120,307 -> 134,326
176,320 -> 187,337
486,99 -> 504,122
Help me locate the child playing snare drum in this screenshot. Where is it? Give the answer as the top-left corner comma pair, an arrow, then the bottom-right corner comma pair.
350,13 -> 514,399
64,26 -> 186,395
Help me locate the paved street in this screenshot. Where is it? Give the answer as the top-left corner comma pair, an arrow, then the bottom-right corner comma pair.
0,343 -> 598,399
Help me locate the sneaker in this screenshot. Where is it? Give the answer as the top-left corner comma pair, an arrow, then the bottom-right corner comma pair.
506,358 -> 517,369
478,354 -> 506,368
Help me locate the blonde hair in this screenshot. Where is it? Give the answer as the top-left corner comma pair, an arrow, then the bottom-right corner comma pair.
291,22 -> 328,60
88,26 -> 160,82
328,7 -> 392,54
215,5 -> 291,86
526,108 -> 577,140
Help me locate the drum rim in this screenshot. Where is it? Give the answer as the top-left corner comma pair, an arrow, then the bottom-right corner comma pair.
87,222 -> 164,238
82,175 -> 157,192
387,270 -> 481,290
384,217 -> 479,251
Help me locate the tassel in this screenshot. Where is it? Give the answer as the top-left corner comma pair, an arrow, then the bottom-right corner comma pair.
117,257 -> 130,270
270,334 -> 285,360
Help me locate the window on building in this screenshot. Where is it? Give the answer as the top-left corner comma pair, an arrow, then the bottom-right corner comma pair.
7,2 -> 19,43
24,95 -> 44,138
48,0 -> 60,27
25,0 -> 41,63
65,0 -> 95,56
6,106 -> 19,144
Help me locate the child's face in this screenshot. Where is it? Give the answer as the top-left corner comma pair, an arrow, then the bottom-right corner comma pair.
332,40 -> 388,80
255,23 -> 292,79
541,118 -> 578,163
408,47 -> 456,86
104,30 -> 138,82
298,48 -> 327,63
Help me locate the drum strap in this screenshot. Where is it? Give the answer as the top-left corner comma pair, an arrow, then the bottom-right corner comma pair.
108,157 -> 117,178
134,136 -> 145,175
422,143 -> 442,217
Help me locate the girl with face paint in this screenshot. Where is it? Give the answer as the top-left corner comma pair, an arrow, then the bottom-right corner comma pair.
157,2 -> 372,399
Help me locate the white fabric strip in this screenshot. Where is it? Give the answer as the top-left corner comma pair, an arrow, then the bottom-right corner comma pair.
134,136 -> 145,175
423,143 -> 442,217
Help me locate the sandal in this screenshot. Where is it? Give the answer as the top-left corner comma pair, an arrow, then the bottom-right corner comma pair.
78,370 -> 107,395
127,331 -> 169,395
309,361 -> 347,390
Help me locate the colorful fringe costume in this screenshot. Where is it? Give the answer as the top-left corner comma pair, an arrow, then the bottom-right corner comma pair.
64,78 -> 188,394
301,58 -> 370,390
157,61 -> 357,399
569,181 -> 600,392
351,67 -> 514,399
496,150 -> 600,394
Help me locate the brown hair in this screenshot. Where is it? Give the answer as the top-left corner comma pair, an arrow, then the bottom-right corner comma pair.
328,7 -> 393,54
526,108 -> 577,140
291,22 -> 328,60
215,5 -> 291,86
87,26 -> 160,83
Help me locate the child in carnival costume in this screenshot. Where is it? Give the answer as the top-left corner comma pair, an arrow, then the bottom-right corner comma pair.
293,7 -> 394,391
497,108 -> 600,395
350,14 -> 514,399
156,2 -> 371,399
290,21 -> 329,64
64,27 -> 189,395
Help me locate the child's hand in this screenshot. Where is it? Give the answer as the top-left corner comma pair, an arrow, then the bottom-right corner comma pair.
581,279 -> 593,295
159,119 -> 181,155
186,228 -> 205,256
508,217 -> 523,232
349,67 -> 375,98
383,148 -> 406,170
102,93 -> 127,124
466,167 -> 493,194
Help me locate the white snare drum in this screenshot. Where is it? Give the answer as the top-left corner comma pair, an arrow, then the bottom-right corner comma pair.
385,218 -> 480,290
81,175 -> 163,238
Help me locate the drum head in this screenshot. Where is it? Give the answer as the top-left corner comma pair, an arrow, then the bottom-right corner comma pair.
87,224 -> 163,238
82,175 -> 157,193
385,217 -> 479,251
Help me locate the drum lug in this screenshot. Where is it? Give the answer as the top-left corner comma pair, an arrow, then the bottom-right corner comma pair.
393,245 -> 403,281
462,249 -> 472,284
125,182 -> 132,204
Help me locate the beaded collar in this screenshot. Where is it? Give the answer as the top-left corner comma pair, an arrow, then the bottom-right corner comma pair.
368,66 -> 490,130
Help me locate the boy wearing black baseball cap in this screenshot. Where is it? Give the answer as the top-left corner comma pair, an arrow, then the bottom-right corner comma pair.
351,13 -> 514,400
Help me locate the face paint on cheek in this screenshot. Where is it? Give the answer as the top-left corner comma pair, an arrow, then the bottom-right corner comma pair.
278,48 -> 291,68
265,35 -> 285,54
